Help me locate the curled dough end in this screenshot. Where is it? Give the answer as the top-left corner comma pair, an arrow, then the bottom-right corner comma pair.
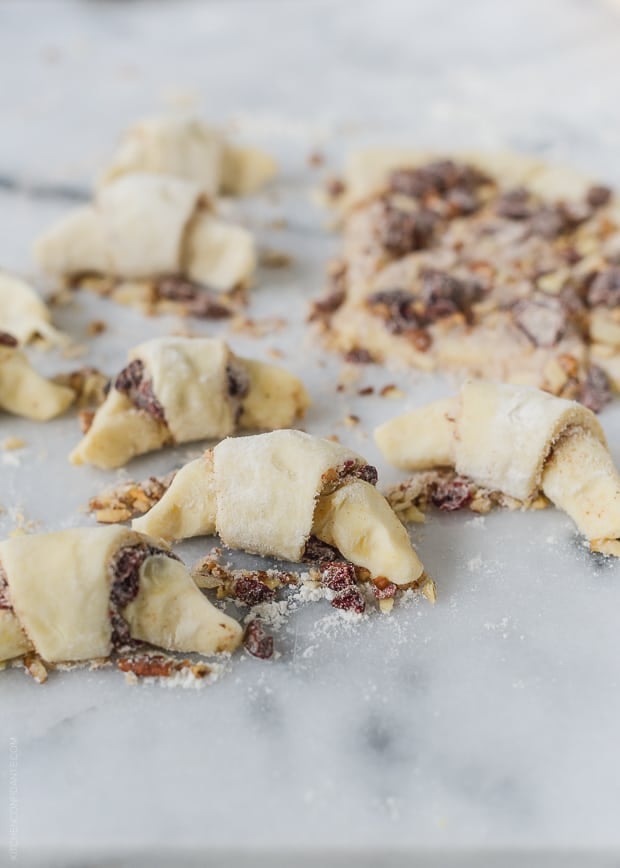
222,146 -> 277,195
132,453 -> 217,542
0,347 -> 75,421
312,480 -> 425,586
374,397 -> 457,470
542,429 -> 620,544
125,554 -> 242,656
70,390 -> 170,469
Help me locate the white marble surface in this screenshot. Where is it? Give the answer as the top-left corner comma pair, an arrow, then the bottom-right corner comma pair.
2,1 -> 620,865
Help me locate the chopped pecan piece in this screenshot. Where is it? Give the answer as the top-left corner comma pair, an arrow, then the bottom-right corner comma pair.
513,296 -> 568,347
243,621 -> 274,659
117,654 -> 210,679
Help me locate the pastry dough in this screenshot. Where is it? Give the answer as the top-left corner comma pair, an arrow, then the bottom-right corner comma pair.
0,526 -> 241,665
375,380 -> 620,553
0,272 -> 66,346
71,336 -> 309,468
315,149 -> 619,408
0,336 -> 74,421
133,430 -> 425,586
34,173 -> 256,291
99,116 -> 276,196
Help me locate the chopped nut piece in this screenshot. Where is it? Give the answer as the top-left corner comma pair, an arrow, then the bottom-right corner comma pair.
89,473 -> 176,522
260,249 -> 293,269
380,384 -> 405,399
345,347 -> 375,364
24,655 -> 48,684
117,653 -> 211,680
86,319 -> 107,336
2,437 -> 25,451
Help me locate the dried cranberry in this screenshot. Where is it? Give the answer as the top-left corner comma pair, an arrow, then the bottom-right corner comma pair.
114,359 -> 167,422
234,575 -> 275,607
0,332 -> 18,347
513,296 -> 568,347
188,295 -> 232,319
586,185 -> 612,209
420,269 -> 482,323
302,536 -> 343,563
495,188 -> 532,220
320,561 -> 357,592
377,203 -> 437,256
388,160 -> 489,199
157,276 -> 200,301
373,578 -> 398,600
579,366 -> 613,414
367,289 -> 420,332
587,267 -> 620,308
108,543 -> 178,648
331,587 -> 366,614
528,204 -> 585,239
226,363 -> 250,400
0,565 -> 11,610
243,621 -> 274,659
430,477 -> 473,511
345,348 -> 375,364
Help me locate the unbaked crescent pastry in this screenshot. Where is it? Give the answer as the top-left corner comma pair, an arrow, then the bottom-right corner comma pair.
132,429 -> 425,587
375,380 -> 620,555
0,333 -> 74,420
0,525 -> 242,666
70,336 -> 309,468
34,173 -> 256,292
0,272 -> 66,346
98,115 -> 276,196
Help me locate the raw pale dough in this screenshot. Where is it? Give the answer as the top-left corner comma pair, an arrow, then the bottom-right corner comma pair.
99,116 -> 276,196
0,526 -> 241,665
0,272 -> 66,346
317,149 -> 619,405
133,430 -> 425,586
34,173 -> 256,291
375,380 -> 620,553
71,336 -> 309,469
0,340 -> 75,421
